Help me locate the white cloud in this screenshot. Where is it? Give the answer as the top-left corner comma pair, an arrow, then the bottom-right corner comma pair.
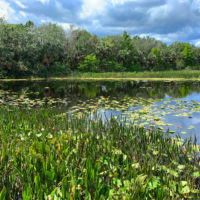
111,0 -> 137,5
37,0 -> 50,4
80,0 -> 107,18
2,0 -> 200,43
40,19 -> 50,23
57,22 -> 72,30
0,0 -> 15,20
195,41 -> 200,47
15,0 -> 26,8
148,4 -> 171,22
111,0 -> 127,5
19,11 -> 27,17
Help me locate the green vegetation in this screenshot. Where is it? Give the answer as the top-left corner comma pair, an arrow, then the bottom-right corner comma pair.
0,107 -> 199,199
78,54 -> 100,72
1,19 -> 200,79
1,15 -> 200,200
182,44 -> 194,67
70,70 -> 200,79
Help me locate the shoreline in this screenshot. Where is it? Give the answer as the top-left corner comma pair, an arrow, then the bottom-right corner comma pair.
1,77 -> 200,82
1,70 -> 200,81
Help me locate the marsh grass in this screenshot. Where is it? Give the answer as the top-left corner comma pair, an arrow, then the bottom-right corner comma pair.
0,107 -> 200,199
70,70 -> 200,80
1,70 -> 200,82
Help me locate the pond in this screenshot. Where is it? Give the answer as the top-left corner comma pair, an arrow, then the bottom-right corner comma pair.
1,80 -> 200,144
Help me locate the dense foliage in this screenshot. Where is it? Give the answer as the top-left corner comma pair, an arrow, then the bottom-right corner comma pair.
0,107 -> 200,199
1,19 -> 200,78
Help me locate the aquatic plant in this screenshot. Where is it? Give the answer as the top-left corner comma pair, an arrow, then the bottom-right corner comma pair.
0,107 -> 199,199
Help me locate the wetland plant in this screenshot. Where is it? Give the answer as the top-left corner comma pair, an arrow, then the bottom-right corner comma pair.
0,107 -> 199,199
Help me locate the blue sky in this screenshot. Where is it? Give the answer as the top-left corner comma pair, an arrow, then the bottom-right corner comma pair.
1,0 -> 200,45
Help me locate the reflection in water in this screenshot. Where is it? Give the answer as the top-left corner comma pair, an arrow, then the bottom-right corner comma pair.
1,80 -> 200,100
1,80 -> 200,144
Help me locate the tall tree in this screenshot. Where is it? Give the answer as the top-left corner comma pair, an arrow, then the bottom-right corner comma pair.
148,48 -> 162,70
0,20 -> 36,77
181,43 -> 194,67
65,29 -> 93,70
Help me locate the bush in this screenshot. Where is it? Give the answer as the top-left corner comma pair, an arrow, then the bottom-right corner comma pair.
126,65 -> 143,72
36,62 -> 71,77
102,60 -> 125,72
50,62 -> 71,76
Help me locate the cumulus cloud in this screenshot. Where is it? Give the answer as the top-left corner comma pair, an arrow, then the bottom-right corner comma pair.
0,0 -> 15,20
14,0 -> 26,9
80,0 -> 107,19
2,0 -> 200,44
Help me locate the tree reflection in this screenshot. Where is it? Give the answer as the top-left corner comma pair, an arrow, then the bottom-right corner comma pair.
1,80 -> 200,101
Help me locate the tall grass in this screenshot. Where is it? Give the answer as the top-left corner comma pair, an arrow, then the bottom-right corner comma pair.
0,107 -> 199,199
70,70 -> 200,79
2,70 -> 200,81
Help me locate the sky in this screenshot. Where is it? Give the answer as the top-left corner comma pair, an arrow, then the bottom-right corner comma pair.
0,0 -> 200,45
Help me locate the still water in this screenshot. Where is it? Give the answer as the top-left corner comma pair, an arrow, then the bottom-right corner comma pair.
1,80 -> 200,144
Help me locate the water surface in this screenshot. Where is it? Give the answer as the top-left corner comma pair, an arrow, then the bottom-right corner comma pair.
1,80 -> 200,144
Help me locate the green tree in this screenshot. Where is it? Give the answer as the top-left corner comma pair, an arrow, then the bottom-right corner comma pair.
148,48 -> 162,70
65,29 -> 93,70
0,21 -> 36,77
35,23 -> 67,75
78,54 -> 100,72
1,18 -> 200,78
132,36 -> 166,70
193,47 -> 200,69
96,36 -> 121,71
181,43 -> 194,67
118,31 -> 142,71
168,42 -> 187,70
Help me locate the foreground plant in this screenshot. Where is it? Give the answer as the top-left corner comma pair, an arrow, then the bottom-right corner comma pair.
0,107 -> 200,199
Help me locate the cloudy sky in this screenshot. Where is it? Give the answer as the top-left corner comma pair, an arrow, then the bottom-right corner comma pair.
1,0 -> 200,45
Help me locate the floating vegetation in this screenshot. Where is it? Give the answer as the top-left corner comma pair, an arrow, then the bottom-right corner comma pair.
1,87 -> 200,140
66,96 -> 200,140
0,107 -> 200,199
0,90 -> 69,108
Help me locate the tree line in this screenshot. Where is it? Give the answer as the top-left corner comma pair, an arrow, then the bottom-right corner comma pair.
0,19 -> 200,78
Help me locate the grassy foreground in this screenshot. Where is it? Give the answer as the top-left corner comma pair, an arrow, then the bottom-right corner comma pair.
0,107 -> 200,199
